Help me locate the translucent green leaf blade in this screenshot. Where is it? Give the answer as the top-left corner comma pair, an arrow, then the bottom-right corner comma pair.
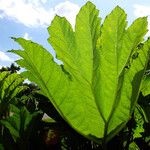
95,6 -> 127,121
93,6 -> 149,141
119,17 -> 148,73
75,1 -> 101,83
48,16 -> 77,74
108,39 -> 150,139
9,2 -> 150,143
10,38 -> 104,140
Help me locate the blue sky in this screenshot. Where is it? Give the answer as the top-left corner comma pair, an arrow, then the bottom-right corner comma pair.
0,0 -> 150,68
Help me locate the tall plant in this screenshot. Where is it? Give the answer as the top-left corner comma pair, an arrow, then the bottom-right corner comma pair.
10,1 -> 150,143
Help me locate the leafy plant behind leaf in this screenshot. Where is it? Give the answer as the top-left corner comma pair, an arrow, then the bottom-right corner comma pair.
133,105 -> 146,139
141,75 -> 150,96
0,144 -> 4,150
0,104 -> 41,142
9,2 -> 150,143
0,71 -> 26,118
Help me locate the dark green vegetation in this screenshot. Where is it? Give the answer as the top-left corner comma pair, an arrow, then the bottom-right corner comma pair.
0,1 -> 150,149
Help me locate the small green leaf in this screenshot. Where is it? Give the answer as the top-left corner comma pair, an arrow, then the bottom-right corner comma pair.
133,105 -> 145,139
129,142 -> 140,150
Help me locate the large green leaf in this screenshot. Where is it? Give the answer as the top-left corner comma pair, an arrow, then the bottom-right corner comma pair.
10,2 -> 150,142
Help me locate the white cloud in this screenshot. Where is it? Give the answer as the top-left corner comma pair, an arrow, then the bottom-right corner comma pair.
0,51 -> 13,62
0,0 -> 80,28
41,0 -> 47,4
0,65 -> 2,69
23,32 -> 31,40
54,1 -> 80,27
134,4 -> 150,17
27,0 -> 47,6
133,4 -> 150,36
0,0 -> 53,27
